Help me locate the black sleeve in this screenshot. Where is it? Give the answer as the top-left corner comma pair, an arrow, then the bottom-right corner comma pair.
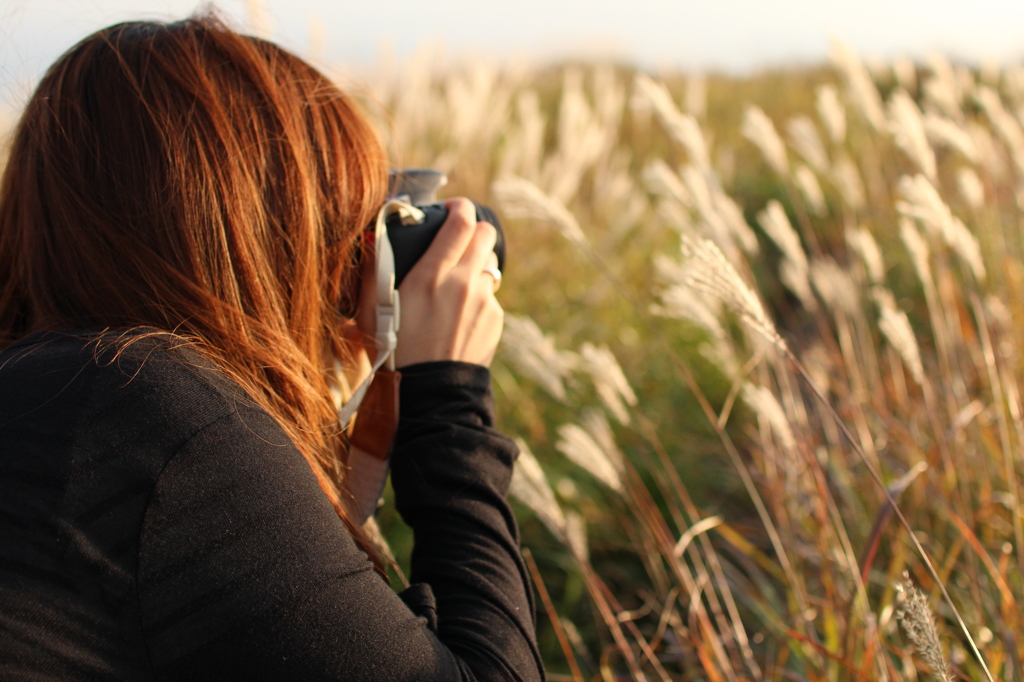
138,362 -> 544,681
391,361 -> 544,680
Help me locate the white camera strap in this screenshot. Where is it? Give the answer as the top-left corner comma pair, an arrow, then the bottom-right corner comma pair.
336,199 -> 423,428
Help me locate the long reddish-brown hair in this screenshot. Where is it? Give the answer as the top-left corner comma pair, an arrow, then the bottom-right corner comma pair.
0,15 -> 388,566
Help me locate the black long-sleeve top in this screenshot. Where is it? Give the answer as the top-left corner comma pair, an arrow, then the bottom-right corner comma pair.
0,329 -> 544,680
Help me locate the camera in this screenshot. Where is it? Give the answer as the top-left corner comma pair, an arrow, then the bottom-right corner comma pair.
336,169 -> 507,451
385,169 -> 506,287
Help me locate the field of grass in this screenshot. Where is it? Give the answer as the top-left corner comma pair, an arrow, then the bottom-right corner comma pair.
6,35 -> 1024,681
356,41 -> 1024,681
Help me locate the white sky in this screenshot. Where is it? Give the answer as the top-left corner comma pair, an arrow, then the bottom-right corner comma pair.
2,0 -> 1023,112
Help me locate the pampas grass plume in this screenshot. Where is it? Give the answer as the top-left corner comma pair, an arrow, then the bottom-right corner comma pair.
492,175 -> 589,248
511,438 -> 567,538
956,167 -> 985,209
501,314 -> 578,400
873,289 -> 926,387
794,164 -> 827,216
816,84 -> 847,144
888,89 -> 937,181
758,200 -> 817,311
743,106 -> 789,176
895,572 -> 954,681
786,115 -> 829,173
846,226 -> 886,285
743,384 -> 797,455
831,155 -> 866,210
634,74 -> 711,172
579,344 -> 638,425
829,38 -> 886,131
556,423 -> 624,495
679,234 -> 787,352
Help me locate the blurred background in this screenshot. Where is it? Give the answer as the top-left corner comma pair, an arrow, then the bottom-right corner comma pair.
3,0 -> 1024,114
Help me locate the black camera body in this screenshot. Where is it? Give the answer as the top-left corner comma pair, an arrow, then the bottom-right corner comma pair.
386,170 -> 505,287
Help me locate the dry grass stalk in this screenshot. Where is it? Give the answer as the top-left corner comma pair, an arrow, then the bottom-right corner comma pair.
873,289 -> 926,386
758,200 -> 816,311
956,167 -> 985,209
900,217 -> 934,292
976,85 -> 1024,175
501,314 -> 578,400
634,74 -> 711,172
923,112 -> 978,163
794,164 -> 827,216
923,76 -> 962,125
810,258 -> 859,317
742,384 -> 797,456
643,159 -> 692,209
831,155 -> 867,210
924,52 -> 963,120
888,89 -> 937,181
652,256 -> 731,351
954,64 -> 976,102
653,197 -> 694,234
685,74 -> 707,119
829,38 -> 886,131
491,175 -> 589,248
678,234 -> 787,353
786,115 -> 829,173
679,165 -> 758,258
893,56 -> 918,93
580,411 -> 625,471
521,549 -> 586,682
556,423 -> 624,495
593,66 -> 626,138
712,192 -> 760,257
816,84 -> 847,144
897,174 -> 986,282
578,345 -> 638,425
540,69 -> 607,203
511,438 -> 567,538
895,573 -> 954,682
846,226 -> 886,285
964,119 -> 1006,178
500,89 -> 547,179
742,106 -> 789,176
445,61 -> 511,156
564,512 -> 589,562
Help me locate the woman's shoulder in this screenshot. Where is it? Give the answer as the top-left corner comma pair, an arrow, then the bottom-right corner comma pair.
0,329 -> 310,678
4,327 -> 243,402
0,328 -> 253,460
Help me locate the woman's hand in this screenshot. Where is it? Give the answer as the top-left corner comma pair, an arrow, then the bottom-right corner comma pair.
394,198 -> 504,368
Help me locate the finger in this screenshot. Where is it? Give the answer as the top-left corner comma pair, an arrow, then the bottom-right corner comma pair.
455,221 -> 498,276
410,198 -> 478,279
482,270 -> 501,293
478,248 -> 501,292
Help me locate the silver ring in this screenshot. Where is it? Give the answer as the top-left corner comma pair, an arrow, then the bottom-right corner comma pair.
482,265 -> 502,289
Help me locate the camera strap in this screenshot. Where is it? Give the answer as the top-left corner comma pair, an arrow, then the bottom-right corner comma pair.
337,200 -> 424,523
336,199 -> 424,429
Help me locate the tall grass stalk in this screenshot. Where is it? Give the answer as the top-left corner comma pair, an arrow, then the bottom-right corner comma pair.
356,42 -> 1024,679
459,54 -> 1016,676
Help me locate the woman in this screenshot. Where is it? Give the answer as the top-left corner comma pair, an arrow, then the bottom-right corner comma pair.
0,15 -> 543,681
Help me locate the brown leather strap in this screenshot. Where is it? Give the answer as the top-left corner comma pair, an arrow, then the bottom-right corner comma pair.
349,369 -> 401,461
